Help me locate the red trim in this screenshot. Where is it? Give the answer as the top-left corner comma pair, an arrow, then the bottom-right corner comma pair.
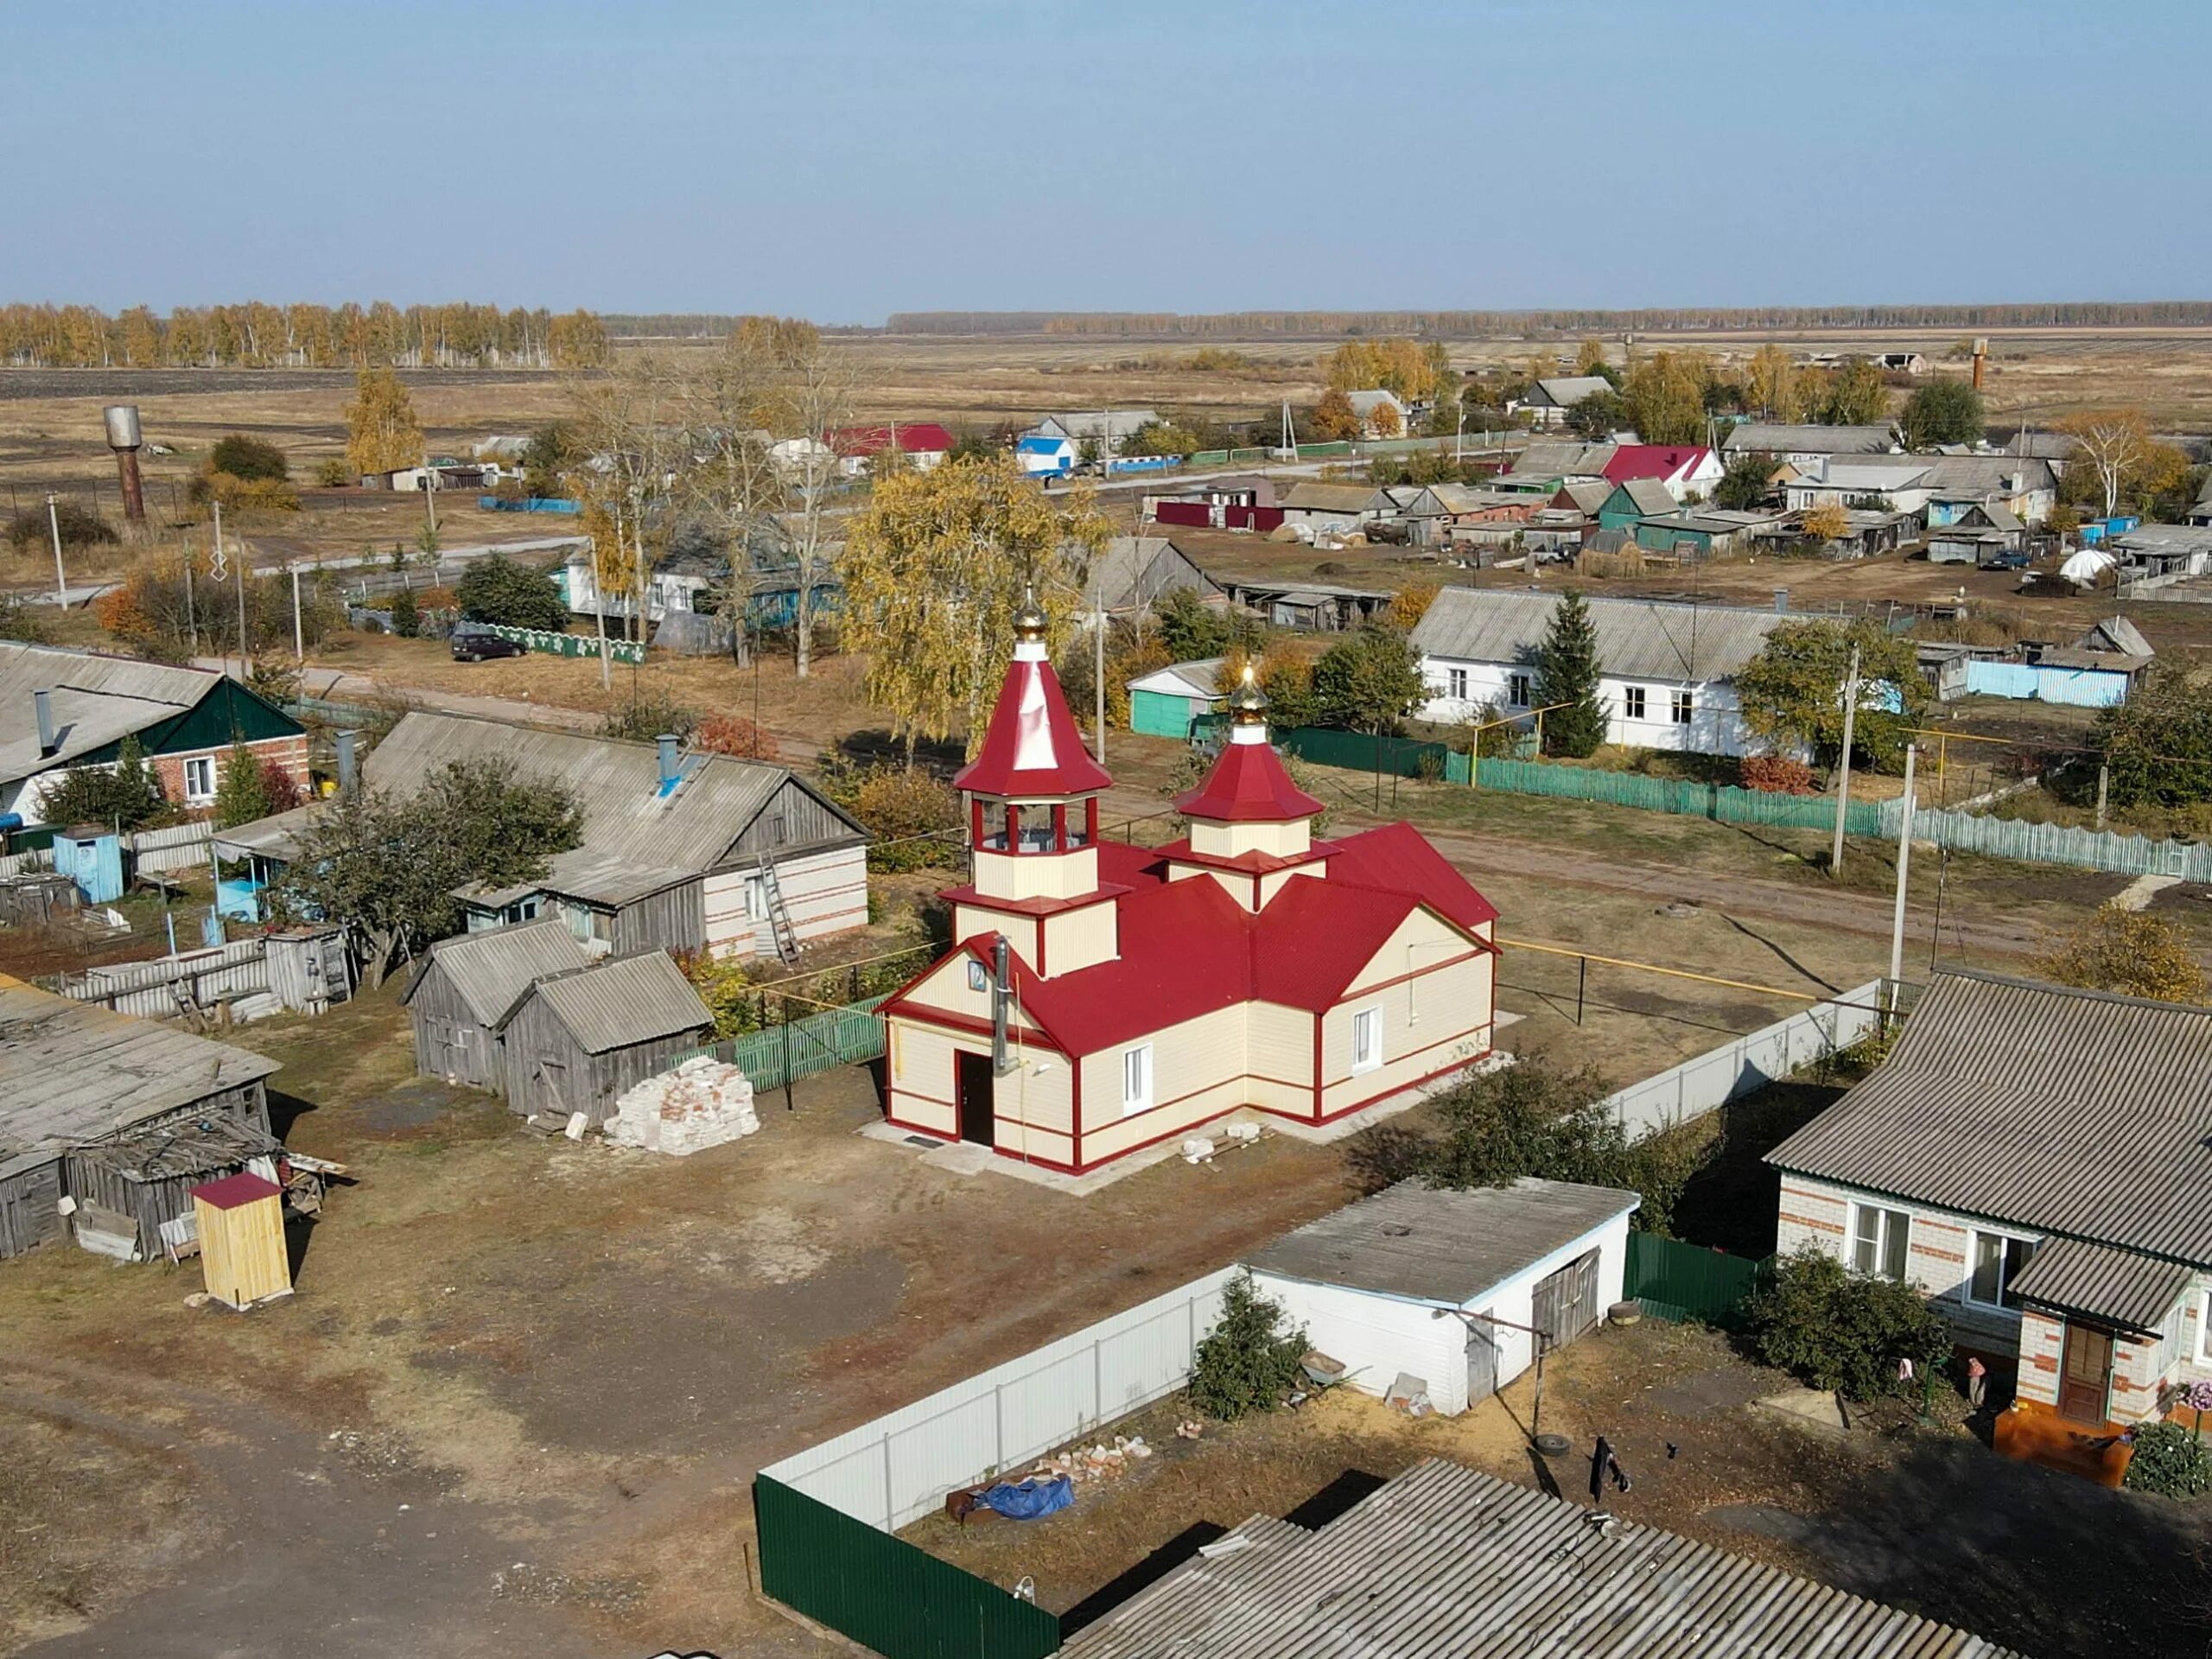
938,881 -> 1128,917
969,798 -> 983,850
1007,804 -> 1020,849
1316,1034 -> 1494,1117
884,1107 -> 954,1139
1052,803 -> 1067,849
1332,947 -> 1487,1002
1086,797 -> 1100,842
884,1002 -> 1062,1052
1037,918 -> 1047,977
1160,839 -> 1331,876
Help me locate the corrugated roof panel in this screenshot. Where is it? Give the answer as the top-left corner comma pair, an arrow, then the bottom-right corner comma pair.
1411,588 -> 1789,683
409,918 -> 592,1027
2005,1237 -> 2192,1333
523,951 -> 711,1054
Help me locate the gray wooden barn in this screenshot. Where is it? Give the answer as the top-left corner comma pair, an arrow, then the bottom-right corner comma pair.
493,951 -> 715,1121
402,918 -> 592,1093
0,982 -> 278,1260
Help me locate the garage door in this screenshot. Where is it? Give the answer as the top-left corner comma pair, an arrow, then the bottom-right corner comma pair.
1531,1249 -> 1599,1348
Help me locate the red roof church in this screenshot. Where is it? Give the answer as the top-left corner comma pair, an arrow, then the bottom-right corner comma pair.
880,603 -> 1501,1175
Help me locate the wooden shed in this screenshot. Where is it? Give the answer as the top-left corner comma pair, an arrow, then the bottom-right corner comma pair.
493,952 -> 714,1122
402,918 -> 590,1093
191,1171 -> 292,1310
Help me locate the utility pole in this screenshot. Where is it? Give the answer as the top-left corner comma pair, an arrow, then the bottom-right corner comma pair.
290,565 -> 305,662
1887,743 -> 1918,1001
1093,569 -> 1107,765
182,543 -> 198,651
232,508 -> 251,679
44,493 -> 67,605
1829,643 -> 1862,880
593,506 -> 615,690
423,456 -> 438,538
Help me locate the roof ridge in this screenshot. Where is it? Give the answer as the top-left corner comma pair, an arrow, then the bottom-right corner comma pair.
1933,965 -> 2212,1020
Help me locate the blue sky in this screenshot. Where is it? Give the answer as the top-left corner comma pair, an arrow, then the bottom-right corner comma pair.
3,1 -> 2205,321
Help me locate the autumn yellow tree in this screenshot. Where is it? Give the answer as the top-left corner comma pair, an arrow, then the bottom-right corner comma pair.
1309,388 -> 1362,442
2037,905 -> 2208,1004
1799,503 -> 1852,543
1573,337 -> 1609,376
344,366 -> 423,477
2058,409 -> 2156,518
1367,399 -> 1404,438
1320,338 -> 1445,400
1745,344 -> 1802,423
838,454 -> 1110,764
1621,351 -> 1713,445
1388,581 -> 1440,630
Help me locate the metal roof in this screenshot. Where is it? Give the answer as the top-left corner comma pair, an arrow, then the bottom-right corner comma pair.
1724,423 -> 1897,455
1611,478 -> 1679,516
1126,658 -> 1224,700
1247,1178 -> 1637,1306
508,950 -> 711,1054
1062,1458 -> 2018,1659
1280,482 -> 1383,513
0,979 -> 280,1179
1089,536 -> 1218,611
1768,971 -> 2212,1266
0,642 -> 228,785
404,918 -> 592,1027
2006,1237 -> 2192,1334
1411,588 -> 1789,683
1515,441 -> 1618,477
1528,375 -> 1614,407
2080,616 -> 2154,658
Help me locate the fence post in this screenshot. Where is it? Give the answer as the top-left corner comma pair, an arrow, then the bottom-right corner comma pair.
994,1382 -> 1005,1475
1093,1338 -> 1103,1429
881,1433 -> 894,1530
783,997 -> 795,1112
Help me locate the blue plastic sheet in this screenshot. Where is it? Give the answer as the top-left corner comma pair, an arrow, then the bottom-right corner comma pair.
978,1475 -> 1074,1521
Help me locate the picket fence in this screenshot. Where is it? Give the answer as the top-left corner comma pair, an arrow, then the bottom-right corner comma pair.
1882,798 -> 2212,882
481,623 -> 645,665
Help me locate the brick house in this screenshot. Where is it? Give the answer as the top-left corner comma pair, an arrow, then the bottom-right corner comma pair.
1768,971 -> 2212,1433
0,643 -> 307,832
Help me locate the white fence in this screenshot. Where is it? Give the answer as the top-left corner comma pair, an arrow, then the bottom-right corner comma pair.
0,848 -> 50,877
125,821 -> 215,874
60,937 -> 270,1016
1607,978 -> 1885,1141
1881,798 -> 2212,883
762,1268 -> 1237,1532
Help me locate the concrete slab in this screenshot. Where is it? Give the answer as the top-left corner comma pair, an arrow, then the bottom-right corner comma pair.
1750,1386 -> 1848,1436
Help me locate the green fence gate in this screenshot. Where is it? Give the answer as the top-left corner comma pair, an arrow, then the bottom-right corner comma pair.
755,1474 -> 1062,1659
1625,1232 -> 1772,1327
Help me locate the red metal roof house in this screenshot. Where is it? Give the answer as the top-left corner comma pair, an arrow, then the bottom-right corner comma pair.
825,423 -> 957,477
1600,444 -> 1725,503
880,605 -> 1500,1175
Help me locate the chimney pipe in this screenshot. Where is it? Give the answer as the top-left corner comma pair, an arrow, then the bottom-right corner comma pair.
335,729 -> 358,797
34,689 -> 56,756
657,734 -> 679,790
103,405 -> 146,525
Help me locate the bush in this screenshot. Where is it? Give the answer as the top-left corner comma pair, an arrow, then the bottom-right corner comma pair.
852,765 -> 963,872
2123,1421 -> 2212,1498
602,691 -> 700,744
1743,1248 -> 1954,1401
455,553 -> 569,631
208,434 -> 289,482
1739,753 -> 1816,795
7,500 -> 117,553
0,595 -> 53,643
389,586 -> 420,639
38,735 -> 168,830
697,714 -> 780,761
1188,1271 -> 1309,1421
315,457 -> 353,488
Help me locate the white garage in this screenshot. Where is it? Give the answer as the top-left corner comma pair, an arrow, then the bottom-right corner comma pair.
1245,1178 -> 1639,1416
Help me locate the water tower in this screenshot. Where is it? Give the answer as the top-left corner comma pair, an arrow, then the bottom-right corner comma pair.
103,404 -> 146,524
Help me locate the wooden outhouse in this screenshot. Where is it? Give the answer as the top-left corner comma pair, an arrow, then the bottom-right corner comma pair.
493,951 -> 715,1121
191,1171 -> 292,1310
403,918 -> 591,1093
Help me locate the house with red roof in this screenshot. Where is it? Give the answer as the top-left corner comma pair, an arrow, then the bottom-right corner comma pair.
825,423 -> 957,477
1601,443 -> 1724,503
879,604 -> 1500,1175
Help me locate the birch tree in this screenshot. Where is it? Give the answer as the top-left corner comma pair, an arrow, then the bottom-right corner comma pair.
681,324 -> 788,666
764,324 -> 855,678
2059,409 -> 2153,518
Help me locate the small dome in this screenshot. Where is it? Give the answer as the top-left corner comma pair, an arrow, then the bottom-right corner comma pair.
1013,591 -> 1049,641
1228,662 -> 1269,725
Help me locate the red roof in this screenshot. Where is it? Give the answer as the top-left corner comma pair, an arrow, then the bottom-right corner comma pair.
828,423 -> 957,458
1325,821 -> 1499,932
953,657 -> 1114,798
191,1171 -> 283,1211
1602,445 -> 1709,484
1173,740 -> 1325,823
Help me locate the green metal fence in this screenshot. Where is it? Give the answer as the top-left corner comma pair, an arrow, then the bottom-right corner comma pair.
1625,1233 -> 1772,1327
1272,724 -> 1456,780
1466,757 -> 1884,836
674,993 -> 891,1092
482,622 -> 646,664
754,1474 -> 1062,1659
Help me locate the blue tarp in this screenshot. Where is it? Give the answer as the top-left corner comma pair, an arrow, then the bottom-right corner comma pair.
977,1476 -> 1074,1521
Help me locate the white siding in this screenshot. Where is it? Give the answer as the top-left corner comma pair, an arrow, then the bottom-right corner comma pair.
704,844 -> 868,960
1417,661 -> 1758,757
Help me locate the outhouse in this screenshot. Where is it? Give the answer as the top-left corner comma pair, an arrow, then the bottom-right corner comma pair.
191,1171 -> 293,1310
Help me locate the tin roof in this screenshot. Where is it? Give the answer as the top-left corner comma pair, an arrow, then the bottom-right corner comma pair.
1411,588 -> 1788,683
404,918 -> 592,1027
1528,375 -> 1614,408
0,642 -> 234,785
2006,1237 -> 2193,1334
1247,1178 -> 1637,1306
1062,1458 -> 2018,1659
510,951 -> 712,1054
191,1171 -> 283,1211
1724,423 -> 1897,455
1768,971 -> 2212,1267
1608,477 -> 1680,516
1173,739 -> 1324,823
1514,440 -> 1617,478
953,655 -> 1113,799
1280,482 -> 1383,513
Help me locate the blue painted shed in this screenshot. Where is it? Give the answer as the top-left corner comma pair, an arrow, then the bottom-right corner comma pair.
50,829 -> 124,905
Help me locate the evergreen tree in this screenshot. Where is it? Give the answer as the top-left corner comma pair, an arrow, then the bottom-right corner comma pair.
213,741 -> 276,829
40,734 -> 167,830
1534,590 -> 1607,757
389,584 -> 420,639
1188,1271 -> 1310,1421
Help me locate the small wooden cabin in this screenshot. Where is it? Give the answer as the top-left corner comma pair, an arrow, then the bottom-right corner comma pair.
402,918 -> 591,1093
191,1171 -> 292,1309
493,952 -> 714,1121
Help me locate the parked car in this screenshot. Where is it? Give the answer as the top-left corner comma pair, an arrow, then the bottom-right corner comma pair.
451,630 -> 525,663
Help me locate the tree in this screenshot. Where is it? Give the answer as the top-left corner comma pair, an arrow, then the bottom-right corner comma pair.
679,323 -> 791,666
208,434 -> 289,481
1819,358 -> 1888,426
696,713 -> 779,760
519,423 -> 577,499
1124,419 -> 1204,458
1154,587 -> 1235,660
1365,399 -> 1403,439
1744,1248 -> 1954,1402
1745,343 -> 1802,423
37,735 -> 167,830
1573,336 -> 1609,376
1713,453 -> 1776,511
2058,409 -> 2153,519
276,758 -> 583,987
2092,662 -> 2212,808
2036,906 -> 2208,1005
1899,378 -> 1984,448
344,365 -> 423,477
455,554 -> 567,630
1388,581 -> 1440,632
838,453 -> 1109,764
1188,1271 -> 1310,1421
1532,590 -> 1607,757
1308,387 -> 1361,442
1620,351 -> 1713,446
1564,387 -> 1628,439
1217,637 -> 1318,731
1732,620 -> 1929,770
388,584 -> 420,638
1799,502 -> 1853,543
1311,623 -> 1424,736
7,499 -> 117,554
213,741 -> 276,829
1319,337 -> 1444,401
754,321 -> 857,677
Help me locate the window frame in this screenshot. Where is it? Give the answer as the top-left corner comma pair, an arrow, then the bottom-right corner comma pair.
182,755 -> 217,802
1351,1007 -> 1383,1075
1850,1202 -> 1911,1281
967,960 -> 989,994
2200,1289 -> 2211,1363
1964,1228 -> 2037,1311
1121,1044 -> 1153,1117
1670,689 -> 1694,726
1446,667 -> 1469,702
1506,671 -> 1532,709
1622,685 -> 1648,722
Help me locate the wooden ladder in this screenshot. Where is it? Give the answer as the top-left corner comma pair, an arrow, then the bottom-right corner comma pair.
760,861 -> 799,963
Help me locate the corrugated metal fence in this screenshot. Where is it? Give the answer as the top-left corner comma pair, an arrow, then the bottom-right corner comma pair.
1882,799 -> 2212,883
59,936 -> 270,1016
481,623 -> 646,664
1467,759 -> 1886,836
1603,979 -> 1885,1141
673,994 -> 891,1091
1626,1233 -> 1772,1327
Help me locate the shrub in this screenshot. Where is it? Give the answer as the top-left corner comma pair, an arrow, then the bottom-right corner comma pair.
208,434 -> 289,482
2125,1420 -> 2212,1498
315,457 -> 353,488
1188,1271 -> 1309,1421
677,950 -> 762,1039
1743,1248 -> 1954,1401
1740,753 -> 1816,795
38,735 -> 168,830
455,553 -> 568,631
697,714 -> 779,761
7,500 -> 117,553
602,691 -> 700,744
2035,905 -> 2209,1005
257,755 -> 303,815
389,586 -> 421,639
0,595 -> 53,643
851,765 -> 963,872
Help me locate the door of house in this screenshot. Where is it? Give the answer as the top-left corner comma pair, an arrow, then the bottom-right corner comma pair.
2059,1322 -> 2113,1424
956,1052 -> 995,1147
1465,1315 -> 1499,1406
1531,1250 -> 1600,1348
538,1059 -> 569,1116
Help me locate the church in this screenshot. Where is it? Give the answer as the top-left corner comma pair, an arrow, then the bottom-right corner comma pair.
879,602 -> 1500,1176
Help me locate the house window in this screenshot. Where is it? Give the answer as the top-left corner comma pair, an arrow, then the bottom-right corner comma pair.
1122,1045 -> 1152,1116
1967,1231 -> 2037,1309
1670,690 -> 1694,726
182,755 -> 216,801
1623,686 -> 1648,721
1446,668 -> 1469,702
2202,1290 -> 2212,1363
1507,672 -> 1532,709
968,960 -> 988,994
1851,1204 -> 1910,1281
1351,1007 -> 1382,1074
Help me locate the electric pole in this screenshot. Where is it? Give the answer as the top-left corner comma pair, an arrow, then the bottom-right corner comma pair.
1887,743 -> 1918,1002
1829,643 -> 1862,879
44,493 -> 67,606
1093,570 -> 1107,765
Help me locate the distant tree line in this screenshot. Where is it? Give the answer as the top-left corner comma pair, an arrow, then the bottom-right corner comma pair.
0,302 -> 608,369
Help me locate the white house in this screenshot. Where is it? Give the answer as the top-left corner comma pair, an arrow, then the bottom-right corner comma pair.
1769,972 -> 2212,1433
1345,389 -> 1410,437
1247,1179 -> 1637,1416
1408,588 -> 1789,758
1024,410 -> 1157,456
1510,376 -> 1615,427
1016,435 -> 1075,476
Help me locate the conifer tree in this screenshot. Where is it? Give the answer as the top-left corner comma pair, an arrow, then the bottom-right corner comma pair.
213,741 -> 276,829
1534,589 -> 1608,757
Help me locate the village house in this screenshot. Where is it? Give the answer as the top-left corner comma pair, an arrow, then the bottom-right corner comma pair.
878,606 -> 1499,1176
215,712 -> 868,961
2109,522 -> 2212,587
1124,658 -> 1224,741
1768,972 -> 2212,1436
1143,474 -> 1281,533
0,643 -> 308,833
1594,477 -> 1680,531
1630,506 -> 1794,562
1410,588 -> 1789,757
1603,442 -> 1725,502
1024,410 -> 1158,456
1344,388 -> 1410,437
1783,454 -> 2057,526
1509,375 -> 1614,427
1014,434 -> 1075,476
1274,481 -> 1394,537
1078,536 -> 1222,621
825,422 -> 956,477
1722,422 -> 1900,467
1491,440 -> 1618,492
